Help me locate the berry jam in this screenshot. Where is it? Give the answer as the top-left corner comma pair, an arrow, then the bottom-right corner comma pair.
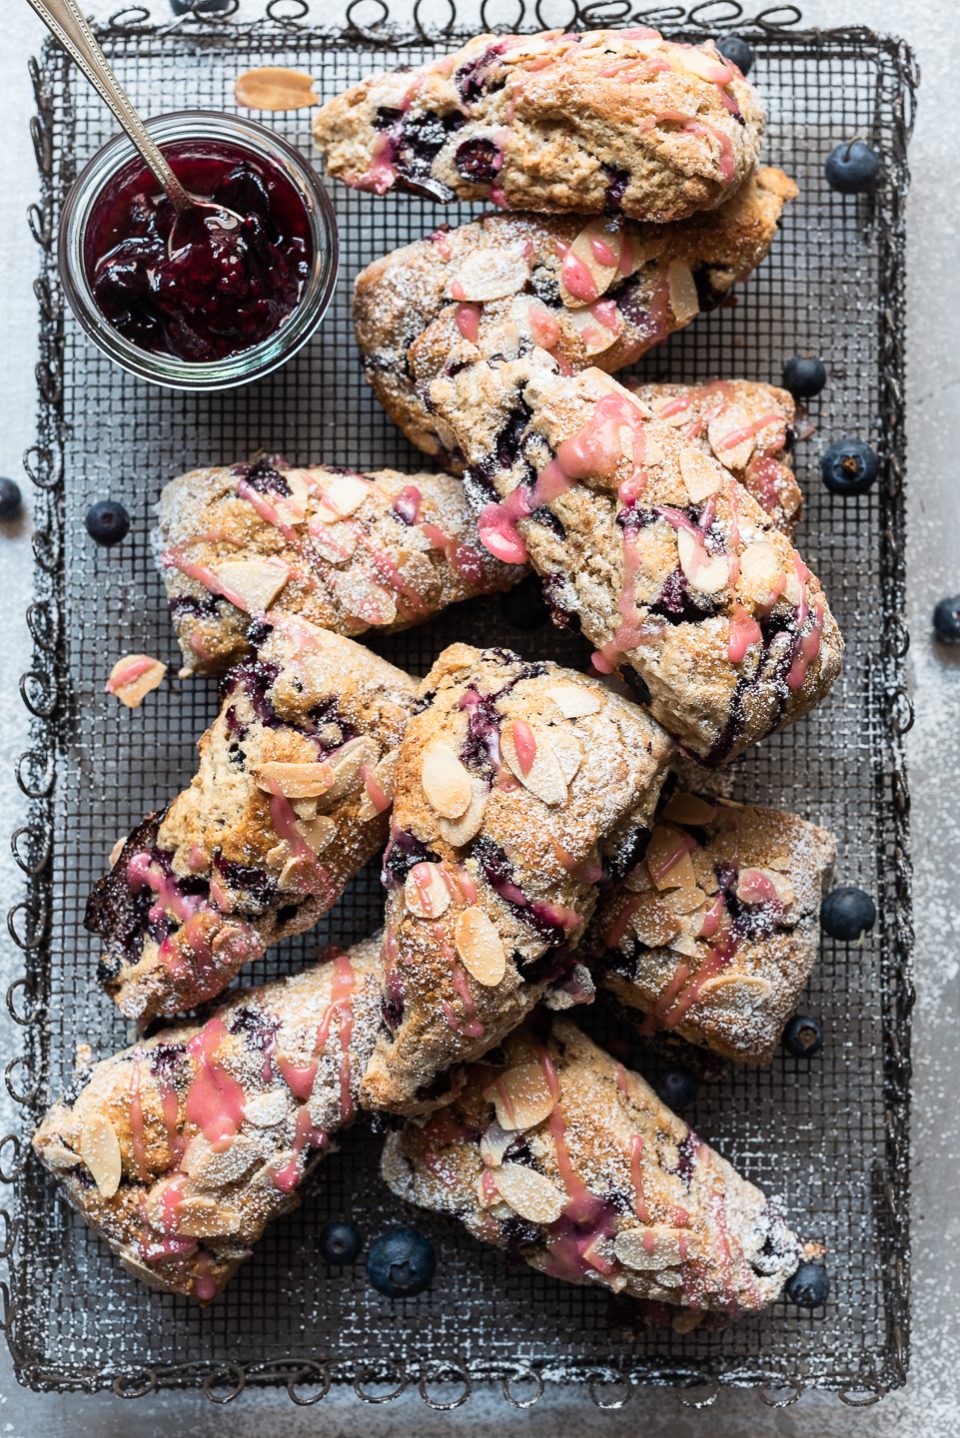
83,140 -> 313,363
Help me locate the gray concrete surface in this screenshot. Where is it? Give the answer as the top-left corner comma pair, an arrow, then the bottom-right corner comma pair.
0,1 -> 956,1432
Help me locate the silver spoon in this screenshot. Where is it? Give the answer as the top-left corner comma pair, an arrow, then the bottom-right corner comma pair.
25,0 -> 244,254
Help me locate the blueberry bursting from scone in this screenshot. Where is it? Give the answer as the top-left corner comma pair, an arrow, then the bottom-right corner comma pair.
313,29 -> 765,222
359,644 -> 673,1116
86,620 -> 416,1023
382,1018 -> 802,1321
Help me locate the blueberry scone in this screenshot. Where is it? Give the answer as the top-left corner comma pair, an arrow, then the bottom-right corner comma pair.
159,456 -> 518,678
353,169 -> 798,465
34,937 -> 383,1301
312,29 -> 764,222
382,1017 -> 802,1316
86,620 -> 416,1023
429,353 -> 843,763
590,790 -> 836,1064
359,645 -> 673,1115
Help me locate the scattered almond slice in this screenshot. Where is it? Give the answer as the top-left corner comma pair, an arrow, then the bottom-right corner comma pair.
486,1061 -> 556,1131
737,866 -> 795,907
296,813 -> 337,855
479,1120 -> 514,1168
404,861 -> 451,919
253,760 -> 335,800
449,247 -> 529,303
40,1140 -> 81,1171
708,406 -> 756,471
243,1090 -> 290,1128
501,722 -> 567,807
667,260 -> 700,324
624,862 -> 656,894
421,740 -> 473,819
317,736 -> 381,807
564,305 -> 622,357
559,220 -> 624,307
678,444 -> 724,502
677,527 -> 728,595
696,972 -> 774,1002
668,930 -> 703,959
646,824 -> 698,892
437,776 -> 488,847
278,855 -> 315,891
176,1195 -> 241,1238
492,1162 -> 567,1224
783,567 -> 804,606
550,727 -> 583,784
79,1115 -> 122,1199
308,518 -> 359,563
662,792 -> 718,827
739,542 -> 786,604
454,906 -> 507,986
235,66 -> 318,110
212,556 -> 290,614
673,44 -> 733,85
613,1225 -> 687,1271
312,471 -> 370,521
105,654 -> 167,710
109,836 -> 126,867
546,682 -> 602,719
292,797 -> 318,821
626,901 -> 682,949
663,886 -> 708,916
357,748 -> 399,822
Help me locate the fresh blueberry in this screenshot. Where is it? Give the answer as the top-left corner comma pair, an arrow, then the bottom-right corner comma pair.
366,1226 -> 435,1298
782,356 -> 827,400
318,1219 -> 362,1264
782,1015 -> 823,1059
85,499 -> 130,547
785,1260 -> 830,1309
499,574 -> 549,631
820,439 -> 878,496
821,886 -> 877,941
825,140 -> 880,194
653,1068 -> 698,1111
170,0 -> 232,14
933,596 -> 960,644
0,477 -> 23,521
715,35 -> 754,76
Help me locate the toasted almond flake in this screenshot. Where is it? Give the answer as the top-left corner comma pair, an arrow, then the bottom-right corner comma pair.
235,66 -> 319,110
676,528 -> 728,594
678,444 -> 724,502
183,1134 -> 263,1188
341,580 -> 397,627
454,906 -> 507,986
492,1162 -> 567,1224
564,304 -> 621,357
79,1115 -> 122,1198
318,736 -> 381,807
501,722 -> 567,807
212,556 -> 290,614
625,902 -> 682,948
437,776 -> 488,846
674,44 -> 732,84
550,727 -> 583,784
292,797 -> 318,821
667,260 -> 700,324
708,406 -> 755,471
450,247 -> 529,303
253,760 -> 335,799
357,748 -> 399,822
39,1140 -> 81,1171
668,931 -> 703,959
624,863 -> 656,894
243,1090 -> 290,1128
696,972 -> 774,1002
278,855 -> 314,891
546,682 -> 602,718
404,861 -> 451,919
297,813 -> 337,855
646,824 -> 698,892
309,518 -> 359,562
313,472 -> 370,521
110,836 -> 125,867
486,1062 -> 556,1131
783,568 -> 804,606
479,1120 -> 514,1168
662,792 -> 718,827
614,1225 -> 686,1271
105,654 -> 167,709
559,220 -> 623,307
663,886 -> 708,917
650,392 -> 693,427
739,542 -> 785,602
673,1309 -> 705,1334
421,740 -> 473,818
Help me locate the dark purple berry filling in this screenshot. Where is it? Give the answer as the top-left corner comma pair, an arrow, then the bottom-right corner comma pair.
454,138 -> 501,184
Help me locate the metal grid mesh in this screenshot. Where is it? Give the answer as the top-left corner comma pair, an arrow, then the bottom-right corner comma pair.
4,4 -> 916,1404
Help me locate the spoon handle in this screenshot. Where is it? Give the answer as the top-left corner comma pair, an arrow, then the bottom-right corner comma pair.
24,0 -> 193,213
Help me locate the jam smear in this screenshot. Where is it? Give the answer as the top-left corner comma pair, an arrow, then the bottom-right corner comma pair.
84,141 -> 313,362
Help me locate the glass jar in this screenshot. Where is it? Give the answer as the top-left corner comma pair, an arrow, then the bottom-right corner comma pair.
58,110 -> 338,390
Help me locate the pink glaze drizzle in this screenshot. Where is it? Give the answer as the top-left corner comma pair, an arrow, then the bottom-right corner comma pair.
185,1019 -> 247,1152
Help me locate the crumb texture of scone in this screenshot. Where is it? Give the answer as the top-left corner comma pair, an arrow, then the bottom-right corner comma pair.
359,644 -> 673,1116
381,1017 -> 802,1315
33,937 -> 384,1302
86,620 -> 416,1023
591,790 -> 837,1064
429,352 -> 843,763
313,30 -> 764,221
353,169 -> 797,464
158,455 -> 519,678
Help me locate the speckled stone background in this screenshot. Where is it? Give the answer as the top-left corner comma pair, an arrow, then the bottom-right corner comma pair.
0,2 -> 956,1432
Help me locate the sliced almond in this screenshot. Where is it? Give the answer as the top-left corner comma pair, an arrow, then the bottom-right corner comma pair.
550,727 -> 583,784
253,760 -> 335,800
479,1120 -> 514,1168
449,247 -> 529,303
437,776 -> 488,847
678,444 -> 724,502
454,906 -> 507,986
626,901 -> 682,949
486,1062 -> 556,1132
243,1089 -> 290,1128
279,855 -> 314,891
737,866 -> 795,908
105,654 -> 167,710
662,792 -> 718,827
783,568 -> 804,607
175,1195 -> 241,1238
235,66 -> 319,111
211,556 -> 290,614
564,304 -> 622,357
356,748 -> 399,822
739,542 -> 785,604
559,220 -> 623,307
312,471 -> 370,521
492,1162 -> 567,1224
318,736 -> 381,807
79,1115 -> 122,1199
182,1134 -> 262,1189
39,1140 -> 81,1171
308,517 -> 359,562
674,44 -> 733,85
421,740 -> 473,819
501,723 -> 567,807
667,260 -> 700,325
292,797 -> 319,821
404,861 -> 451,919
614,1224 -> 687,1271
708,406 -> 755,472
297,813 -> 337,855
624,862 -> 656,894
646,824 -> 697,891
677,528 -> 729,595
668,930 -> 703,959
546,682 -> 602,718
696,972 -> 774,1002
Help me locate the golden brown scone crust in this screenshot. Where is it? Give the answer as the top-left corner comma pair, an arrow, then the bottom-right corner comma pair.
428,353 -> 843,762
86,620 -> 416,1023
313,30 -> 764,221
34,937 -> 383,1302
353,169 -> 797,465
589,791 -> 836,1064
158,456 -> 519,677
382,1018 -> 802,1315
359,645 -> 673,1115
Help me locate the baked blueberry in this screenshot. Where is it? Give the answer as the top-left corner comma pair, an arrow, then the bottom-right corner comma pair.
85,499 -> 130,547
0,477 -> 23,521
785,1260 -> 830,1308
654,1068 -> 698,1111
821,886 -> 877,941
366,1226 -> 435,1298
715,35 -> 754,76
825,140 -> 880,194
782,356 -> 827,399
499,574 -> 549,630
820,439 -> 878,496
933,595 -> 960,644
782,1015 -> 823,1059
318,1219 -> 362,1264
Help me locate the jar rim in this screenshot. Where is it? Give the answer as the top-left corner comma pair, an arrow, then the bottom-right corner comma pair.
58,109 -> 339,391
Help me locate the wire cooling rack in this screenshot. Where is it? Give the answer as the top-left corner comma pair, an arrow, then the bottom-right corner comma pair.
3,0 -> 916,1410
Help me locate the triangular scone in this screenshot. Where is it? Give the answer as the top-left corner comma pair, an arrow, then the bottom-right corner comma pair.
158,456 -> 518,677
34,937 -> 383,1303
87,620 -> 416,1023
429,352 -> 843,763
360,646 -> 673,1115
589,791 -> 836,1064
353,169 -> 797,471
313,30 -> 763,221
382,1017 -> 802,1315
